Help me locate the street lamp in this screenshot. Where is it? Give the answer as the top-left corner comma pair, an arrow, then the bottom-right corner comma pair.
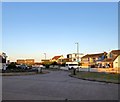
75,42 -> 79,62
44,53 -> 46,60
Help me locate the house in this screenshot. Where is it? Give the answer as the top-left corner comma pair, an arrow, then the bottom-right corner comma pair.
67,53 -> 84,62
81,52 -> 107,68
17,59 -> 35,66
62,58 -> 70,63
0,55 -> 2,71
51,55 -> 64,64
17,59 -> 25,65
41,59 -> 51,65
113,55 -> 120,68
101,50 -> 120,68
25,59 -> 34,66
41,59 -> 50,63
0,52 -> 7,71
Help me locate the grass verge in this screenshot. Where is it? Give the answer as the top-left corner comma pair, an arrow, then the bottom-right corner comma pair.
70,71 -> 120,84
2,71 -> 49,76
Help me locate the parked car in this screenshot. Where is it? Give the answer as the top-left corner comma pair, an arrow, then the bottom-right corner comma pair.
18,64 -> 28,69
65,62 -> 79,70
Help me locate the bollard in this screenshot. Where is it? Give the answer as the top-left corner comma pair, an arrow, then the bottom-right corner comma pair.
73,68 -> 76,75
38,67 -> 42,73
38,67 -> 41,73
40,67 -> 42,73
88,67 -> 90,72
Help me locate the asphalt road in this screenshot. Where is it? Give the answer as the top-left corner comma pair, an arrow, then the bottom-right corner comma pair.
2,70 -> 119,100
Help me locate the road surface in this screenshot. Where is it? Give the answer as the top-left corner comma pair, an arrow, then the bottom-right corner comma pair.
2,70 -> 119,100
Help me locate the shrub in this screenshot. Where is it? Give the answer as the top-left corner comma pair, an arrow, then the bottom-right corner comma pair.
7,62 -> 17,70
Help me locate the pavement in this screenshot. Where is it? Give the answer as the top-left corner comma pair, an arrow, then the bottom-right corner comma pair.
2,70 -> 119,100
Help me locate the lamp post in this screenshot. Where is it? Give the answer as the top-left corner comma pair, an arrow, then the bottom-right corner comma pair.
75,42 -> 79,62
44,53 -> 46,60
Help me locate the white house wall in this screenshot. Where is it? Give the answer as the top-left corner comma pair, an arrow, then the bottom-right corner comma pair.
0,63 -> 2,70
113,55 -> 120,68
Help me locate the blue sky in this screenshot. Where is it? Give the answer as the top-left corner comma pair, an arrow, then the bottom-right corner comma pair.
2,2 -> 118,62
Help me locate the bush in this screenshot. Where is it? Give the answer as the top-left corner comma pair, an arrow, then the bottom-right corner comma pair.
7,62 -> 17,70
61,63 -> 65,67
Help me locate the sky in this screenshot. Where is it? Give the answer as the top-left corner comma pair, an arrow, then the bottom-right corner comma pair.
2,2 -> 118,62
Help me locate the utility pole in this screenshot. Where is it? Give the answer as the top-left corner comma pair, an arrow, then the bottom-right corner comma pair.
44,53 -> 46,60
75,42 -> 79,62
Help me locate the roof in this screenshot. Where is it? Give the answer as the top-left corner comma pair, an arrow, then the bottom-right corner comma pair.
52,55 -> 62,60
102,54 -> 120,62
17,59 -> 25,61
41,59 -> 50,61
102,58 -> 114,62
26,59 -> 34,60
67,53 -> 84,55
82,52 -> 107,59
110,50 -> 120,55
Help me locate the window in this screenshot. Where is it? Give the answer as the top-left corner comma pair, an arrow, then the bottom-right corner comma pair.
88,58 -> 89,61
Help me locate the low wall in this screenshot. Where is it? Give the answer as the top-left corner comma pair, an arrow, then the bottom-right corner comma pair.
49,65 -> 60,69
60,67 -> 68,70
79,68 -> 120,74
0,63 -> 2,70
60,66 -> 120,74
97,68 -> 120,74
80,66 -> 89,68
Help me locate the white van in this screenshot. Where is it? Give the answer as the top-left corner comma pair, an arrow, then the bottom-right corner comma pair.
65,62 -> 79,70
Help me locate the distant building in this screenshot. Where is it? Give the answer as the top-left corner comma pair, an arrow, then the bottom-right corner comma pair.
17,59 -> 35,66
34,62 -> 42,65
25,59 -> 34,66
67,53 -> 84,62
41,59 -> 51,64
17,59 -> 25,65
41,59 -> 50,63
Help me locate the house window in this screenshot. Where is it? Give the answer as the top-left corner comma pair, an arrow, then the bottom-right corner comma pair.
67,55 -> 69,58
88,58 -> 89,61
93,58 -> 96,62
110,53 -> 112,58
68,55 -> 72,58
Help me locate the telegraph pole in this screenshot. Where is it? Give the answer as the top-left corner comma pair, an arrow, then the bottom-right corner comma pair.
44,53 -> 46,60
75,42 -> 79,62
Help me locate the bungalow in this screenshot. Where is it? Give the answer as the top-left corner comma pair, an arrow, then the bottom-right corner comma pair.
81,52 -> 107,68
51,55 -> 64,64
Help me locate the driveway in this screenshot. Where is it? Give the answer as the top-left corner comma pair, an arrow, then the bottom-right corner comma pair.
2,70 -> 119,100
